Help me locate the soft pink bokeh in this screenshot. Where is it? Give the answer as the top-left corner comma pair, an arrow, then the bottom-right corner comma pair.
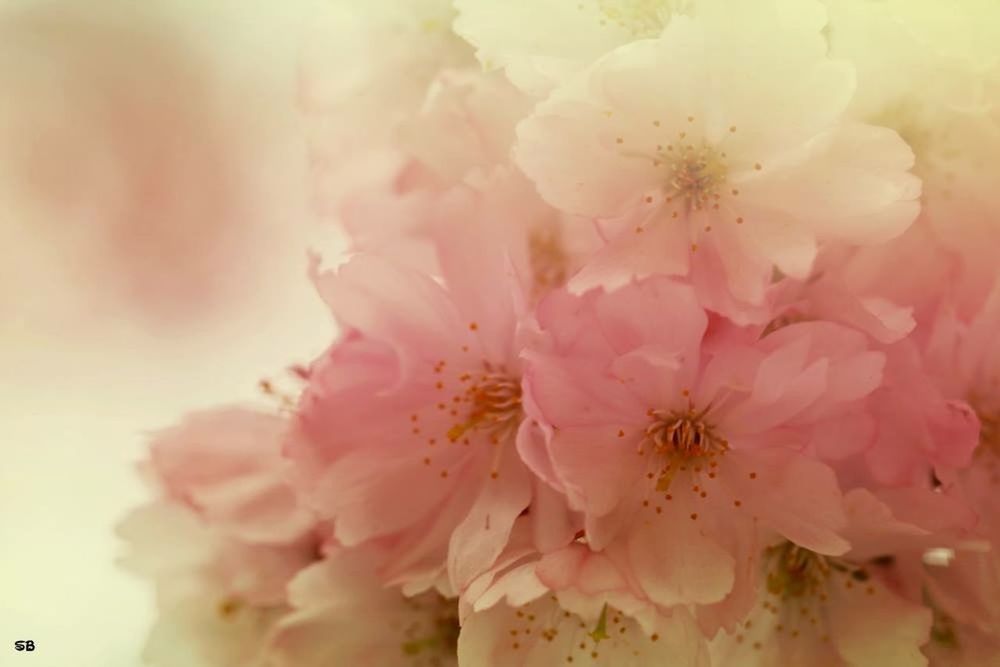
0,2 -> 337,665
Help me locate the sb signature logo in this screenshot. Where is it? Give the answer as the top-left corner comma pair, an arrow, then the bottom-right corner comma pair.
14,640 -> 35,652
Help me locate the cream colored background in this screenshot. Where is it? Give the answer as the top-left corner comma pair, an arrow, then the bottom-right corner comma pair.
0,1 -> 339,665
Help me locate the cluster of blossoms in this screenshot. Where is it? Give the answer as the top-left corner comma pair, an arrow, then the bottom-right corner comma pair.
121,0 -> 1000,665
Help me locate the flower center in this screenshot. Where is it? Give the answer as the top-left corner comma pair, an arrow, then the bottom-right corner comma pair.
596,0 -> 684,38
760,309 -> 810,338
217,596 -> 244,619
926,593 -> 960,650
418,359 -> 523,480
765,542 -> 871,601
643,407 -> 727,490
618,115 -> 753,233
400,591 -> 460,664
258,366 -> 309,413
729,544 -> 883,649
976,408 -> 1000,455
528,227 -> 569,298
967,393 -> 1000,459
765,543 -> 832,600
662,143 -> 728,213
447,371 -> 523,443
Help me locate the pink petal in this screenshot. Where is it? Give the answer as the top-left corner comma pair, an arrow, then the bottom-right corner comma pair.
528,477 -> 582,554
311,254 -> 470,370
568,215 -> 691,294
826,575 -> 932,667
448,444 -> 533,591
722,449 -> 849,555
547,425 -> 645,520
523,350 -> 646,429
315,448 -> 463,546
624,495 -> 736,607
739,123 -> 921,246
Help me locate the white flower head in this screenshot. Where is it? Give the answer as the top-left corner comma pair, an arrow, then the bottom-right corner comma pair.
710,543 -> 932,667
515,0 -> 920,314
266,548 -> 460,667
454,0 -> 694,94
458,554 -> 709,666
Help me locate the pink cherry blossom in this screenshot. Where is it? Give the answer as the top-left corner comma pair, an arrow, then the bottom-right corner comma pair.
525,277 -> 889,614
149,407 -> 315,545
292,248 -> 535,592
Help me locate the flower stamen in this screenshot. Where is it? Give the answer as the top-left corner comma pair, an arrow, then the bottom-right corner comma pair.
595,0 -> 677,38
447,372 -> 522,443
643,406 -> 727,490
400,591 -> 460,663
975,406 -> 1000,455
528,227 -> 570,298
660,143 -> 728,214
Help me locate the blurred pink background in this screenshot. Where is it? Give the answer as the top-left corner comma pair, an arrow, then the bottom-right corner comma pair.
0,1 -> 341,664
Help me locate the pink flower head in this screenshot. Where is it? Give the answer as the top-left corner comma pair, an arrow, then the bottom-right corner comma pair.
525,277 -> 889,611
149,407 -> 316,545
293,249 -> 535,591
